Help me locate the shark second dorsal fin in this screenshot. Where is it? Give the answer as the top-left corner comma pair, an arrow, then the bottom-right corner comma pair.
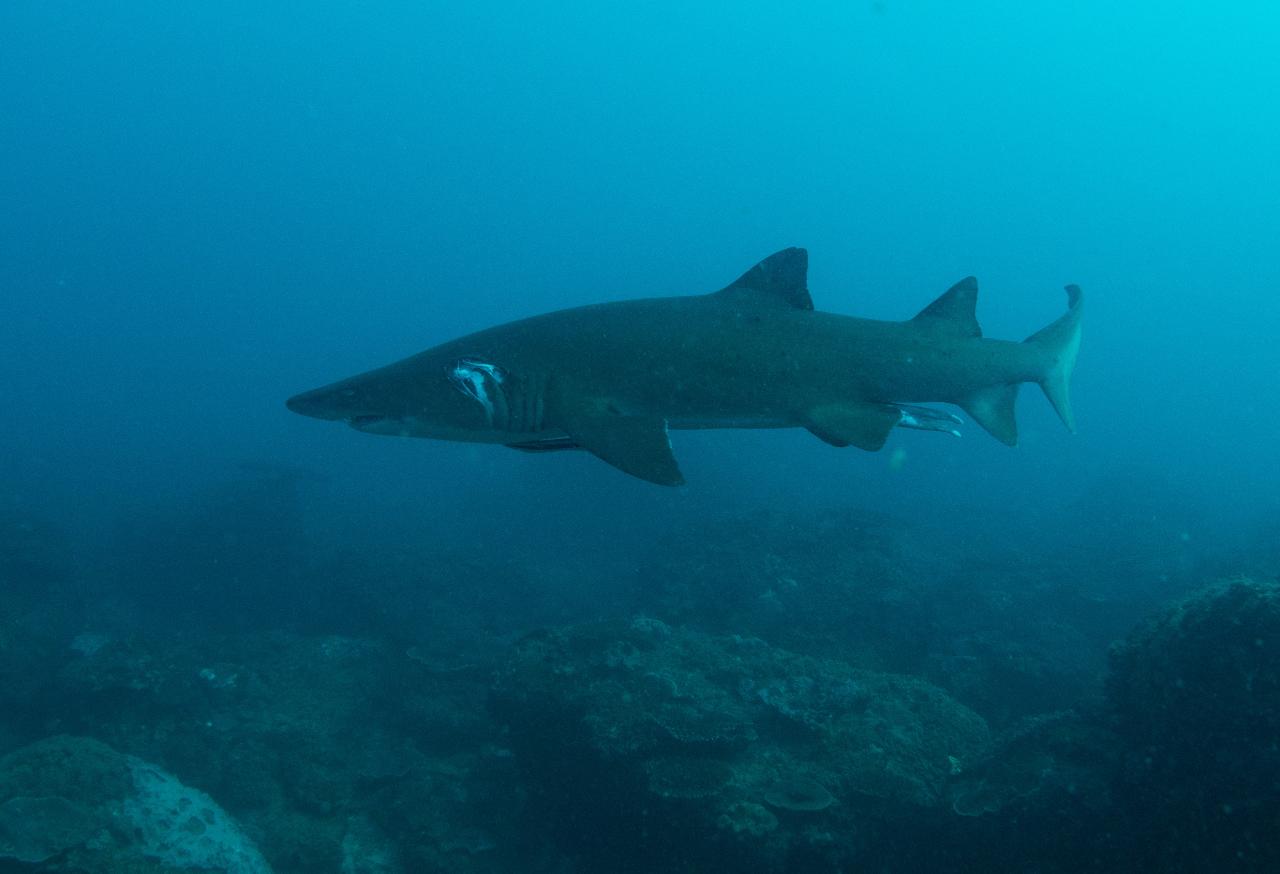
911,277 -> 982,338
714,248 -> 813,310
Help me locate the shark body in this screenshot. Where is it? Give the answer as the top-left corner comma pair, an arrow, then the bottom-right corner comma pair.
286,248 -> 1082,484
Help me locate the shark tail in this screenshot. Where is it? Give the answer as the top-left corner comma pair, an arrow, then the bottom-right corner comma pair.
1023,285 -> 1084,432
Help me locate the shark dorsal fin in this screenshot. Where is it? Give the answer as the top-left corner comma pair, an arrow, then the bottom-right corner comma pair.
714,248 -> 812,311
912,277 -> 982,338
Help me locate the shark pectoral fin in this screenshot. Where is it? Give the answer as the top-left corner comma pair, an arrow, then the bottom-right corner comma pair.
960,384 -> 1020,446
564,415 -> 685,485
805,403 -> 901,452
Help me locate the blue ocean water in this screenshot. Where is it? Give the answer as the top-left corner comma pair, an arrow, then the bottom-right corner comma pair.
2,2 -> 1279,872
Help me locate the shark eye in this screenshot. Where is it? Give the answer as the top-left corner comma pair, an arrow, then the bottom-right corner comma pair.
447,358 -> 507,425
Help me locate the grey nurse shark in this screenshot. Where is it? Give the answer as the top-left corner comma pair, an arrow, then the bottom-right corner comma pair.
287,248 -> 1082,485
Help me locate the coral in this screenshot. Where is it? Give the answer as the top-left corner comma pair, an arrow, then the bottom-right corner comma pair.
716,801 -> 778,837
762,777 -> 836,812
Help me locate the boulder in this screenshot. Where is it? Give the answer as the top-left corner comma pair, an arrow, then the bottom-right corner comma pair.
0,735 -> 271,873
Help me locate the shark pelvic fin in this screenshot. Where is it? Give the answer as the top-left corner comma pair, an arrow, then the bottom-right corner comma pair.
911,277 -> 982,338
563,414 -> 685,486
960,384 -> 1020,446
714,248 -> 813,311
805,402 -> 901,452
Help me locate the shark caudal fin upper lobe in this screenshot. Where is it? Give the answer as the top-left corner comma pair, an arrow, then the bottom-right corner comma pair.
1024,285 -> 1084,432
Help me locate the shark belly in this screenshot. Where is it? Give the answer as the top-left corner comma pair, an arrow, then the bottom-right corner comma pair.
667,415 -> 793,430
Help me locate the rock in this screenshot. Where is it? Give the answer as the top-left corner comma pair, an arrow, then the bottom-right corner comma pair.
947,708 -> 1121,816
1109,577 -> 1280,751
1106,578 -> 1280,871
340,815 -> 403,874
634,508 -> 1110,727
491,619 -> 989,870
122,755 -> 273,874
0,794 -> 104,864
0,735 -> 272,873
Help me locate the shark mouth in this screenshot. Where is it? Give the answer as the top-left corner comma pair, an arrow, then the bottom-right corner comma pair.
348,415 -> 391,430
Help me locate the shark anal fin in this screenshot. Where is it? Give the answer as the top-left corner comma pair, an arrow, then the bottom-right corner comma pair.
911,277 -> 982,338
960,384 -> 1020,446
805,403 -> 901,452
563,415 -> 685,485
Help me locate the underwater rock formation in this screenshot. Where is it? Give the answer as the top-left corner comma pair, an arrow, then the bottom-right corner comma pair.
947,710 -> 1117,819
1107,577 -> 1280,871
634,508 -> 1109,726
933,709 -> 1125,869
936,577 -> 1280,871
1109,577 -> 1280,752
6,499 -> 1277,873
0,735 -> 271,872
30,628 -> 527,874
491,617 -> 989,871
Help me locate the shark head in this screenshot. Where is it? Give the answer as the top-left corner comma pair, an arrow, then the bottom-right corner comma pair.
286,353 -> 511,442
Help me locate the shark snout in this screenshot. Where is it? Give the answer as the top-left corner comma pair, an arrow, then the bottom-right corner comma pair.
286,383 -> 401,434
285,386 -> 350,421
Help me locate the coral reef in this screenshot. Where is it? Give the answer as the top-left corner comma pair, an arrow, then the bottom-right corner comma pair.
44,631 -> 523,873
634,508 -> 1113,726
932,577 -> 1280,872
3,493 -> 1278,873
491,618 -> 989,870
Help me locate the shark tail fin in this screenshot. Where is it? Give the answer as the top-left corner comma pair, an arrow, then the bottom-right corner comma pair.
1023,285 -> 1084,432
